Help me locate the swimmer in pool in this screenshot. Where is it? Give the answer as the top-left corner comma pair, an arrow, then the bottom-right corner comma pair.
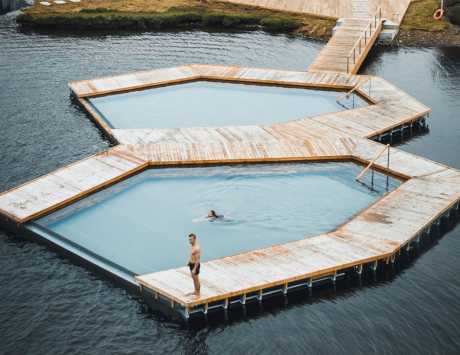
207,210 -> 221,220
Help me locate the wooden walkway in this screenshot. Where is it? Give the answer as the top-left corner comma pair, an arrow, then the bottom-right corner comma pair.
223,1 -> 414,74
133,131 -> 460,314
0,62 -> 446,320
0,0 -> 454,319
4,64 -> 433,224
221,0 -> 412,24
67,65 -> 430,143
309,13 -> 384,74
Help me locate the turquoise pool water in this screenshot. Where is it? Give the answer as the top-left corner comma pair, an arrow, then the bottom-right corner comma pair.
88,81 -> 367,129
36,163 -> 399,275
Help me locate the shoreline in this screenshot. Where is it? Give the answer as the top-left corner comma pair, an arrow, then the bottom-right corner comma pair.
15,0 -> 460,47
16,1 -> 335,40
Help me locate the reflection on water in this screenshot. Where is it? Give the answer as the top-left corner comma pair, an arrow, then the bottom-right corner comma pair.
1,13 -> 460,355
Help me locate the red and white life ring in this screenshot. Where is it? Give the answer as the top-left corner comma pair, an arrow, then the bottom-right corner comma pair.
433,8 -> 444,20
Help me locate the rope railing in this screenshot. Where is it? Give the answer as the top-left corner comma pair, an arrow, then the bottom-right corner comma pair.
346,8 -> 383,73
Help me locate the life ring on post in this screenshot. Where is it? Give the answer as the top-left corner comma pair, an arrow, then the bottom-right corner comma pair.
433,8 -> 444,20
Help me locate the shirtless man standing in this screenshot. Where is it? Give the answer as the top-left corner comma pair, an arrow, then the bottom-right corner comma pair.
187,233 -> 201,296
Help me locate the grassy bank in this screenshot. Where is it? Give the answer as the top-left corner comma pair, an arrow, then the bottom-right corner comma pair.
399,0 -> 460,45
17,0 -> 335,38
401,0 -> 450,31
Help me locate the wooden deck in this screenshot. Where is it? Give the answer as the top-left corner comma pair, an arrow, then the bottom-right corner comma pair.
0,151 -> 147,223
0,61 -> 446,320
0,1 -> 454,320
134,138 -> 460,313
220,0 -> 412,24
68,64 -> 430,143
3,65 -> 433,225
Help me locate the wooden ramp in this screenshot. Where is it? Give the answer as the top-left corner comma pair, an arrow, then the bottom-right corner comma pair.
309,12 -> 383,74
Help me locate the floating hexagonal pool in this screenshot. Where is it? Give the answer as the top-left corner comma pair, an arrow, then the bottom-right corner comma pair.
87,80 -> 367,129
29,162 -> 400,281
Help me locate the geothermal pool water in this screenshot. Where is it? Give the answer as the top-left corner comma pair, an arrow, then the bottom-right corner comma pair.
34,162 -> 398,275
88,81 -> 367,129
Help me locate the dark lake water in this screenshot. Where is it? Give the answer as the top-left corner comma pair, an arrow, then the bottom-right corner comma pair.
1,14 -> 460,355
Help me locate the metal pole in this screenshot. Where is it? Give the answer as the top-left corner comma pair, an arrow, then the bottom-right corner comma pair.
371,169 -> 374,190
386,146 -> 390,191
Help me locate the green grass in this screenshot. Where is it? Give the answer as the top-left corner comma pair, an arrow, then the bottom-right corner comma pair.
401,0 -> 450,32
17,0 -> 334,36
18,7 -> 303,31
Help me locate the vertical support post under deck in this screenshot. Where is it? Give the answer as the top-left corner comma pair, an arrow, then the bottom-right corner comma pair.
331,271 -> 337,284
241,293 -> 246,305
386,146 -> 390,191
184,307 -> 190,320
371,169 -> 374,190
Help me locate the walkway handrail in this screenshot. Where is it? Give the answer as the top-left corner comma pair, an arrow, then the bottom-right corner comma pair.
336,77 -> 370,102
356,144 -> 390,182
336,77 -> 372,109
346,8 -> 383,73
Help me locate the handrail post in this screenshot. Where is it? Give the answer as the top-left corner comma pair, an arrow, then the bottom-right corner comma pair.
386,144 -> 390,191
356,144 -> 390,182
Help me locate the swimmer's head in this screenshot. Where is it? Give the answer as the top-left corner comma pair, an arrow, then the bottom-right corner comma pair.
208,210 -> 218,218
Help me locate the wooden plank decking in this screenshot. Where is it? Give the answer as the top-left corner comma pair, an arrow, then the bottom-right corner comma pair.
220,0 -> 412,24
68,65 -> 429,143
0,61 -> 442,319
0,151 -> 147,223
136,174 -> 460,310
0,0 -> 453,320
309,16 -> 383,74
